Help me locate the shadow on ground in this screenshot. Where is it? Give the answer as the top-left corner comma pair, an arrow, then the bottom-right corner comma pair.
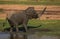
4,25 -> 51,32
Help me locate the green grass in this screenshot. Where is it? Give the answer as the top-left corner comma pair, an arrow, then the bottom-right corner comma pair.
0,19 -> 60,35
28,19 -> 60,35
0,1 -> 60,5
28,19 -> 60,30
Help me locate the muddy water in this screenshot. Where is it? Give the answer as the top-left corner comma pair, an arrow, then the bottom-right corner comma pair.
28,34 -> 60,39
0,32 -> 60,39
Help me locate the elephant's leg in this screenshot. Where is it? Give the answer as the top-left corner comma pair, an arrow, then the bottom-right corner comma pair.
15,25 -> 19,32
10,20 -> 19,32
10,25 -> 14,33
22,24 -> 28,32
22,23 -> 28,39
22,19 -> 28,32
9,25 -> 14,39
8,20 -> 14,33
9,23 -> 14,39
15,24 -> 19,39
7,19 -> 14,32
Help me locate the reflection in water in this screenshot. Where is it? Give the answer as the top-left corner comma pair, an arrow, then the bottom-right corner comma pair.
0,32 -> 60,39
10,32 -> 28,39
10,33 -> 14,39
28,34 -> 59,39
40,35 -> 59,39
23,34 -> 27,39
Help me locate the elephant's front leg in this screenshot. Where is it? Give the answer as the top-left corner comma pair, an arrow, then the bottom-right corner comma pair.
22,18 -> 28,32
22,23 -> 28,32
22,22 -> 28,39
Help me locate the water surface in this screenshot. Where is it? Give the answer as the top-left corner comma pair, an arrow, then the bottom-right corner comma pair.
0,32 -> 60,39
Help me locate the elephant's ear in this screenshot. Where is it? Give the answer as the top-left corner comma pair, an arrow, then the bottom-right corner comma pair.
25,7 -> 34,13
25,7 -> 34,16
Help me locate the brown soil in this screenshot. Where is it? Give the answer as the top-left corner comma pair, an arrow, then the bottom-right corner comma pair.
0,5 -> 60,11
0,5 -> 60,20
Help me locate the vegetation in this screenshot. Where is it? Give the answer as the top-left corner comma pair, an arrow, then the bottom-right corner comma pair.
0,1 -> 60,5
0,19 -> 60,35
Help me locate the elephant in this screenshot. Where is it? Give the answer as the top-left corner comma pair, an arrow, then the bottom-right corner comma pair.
6,7 -> 47,32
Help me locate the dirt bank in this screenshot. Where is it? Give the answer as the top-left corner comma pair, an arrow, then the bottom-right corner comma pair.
0,5 -> 60,20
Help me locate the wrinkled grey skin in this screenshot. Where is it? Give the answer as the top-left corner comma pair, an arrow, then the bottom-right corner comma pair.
6,7 -> 46,32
